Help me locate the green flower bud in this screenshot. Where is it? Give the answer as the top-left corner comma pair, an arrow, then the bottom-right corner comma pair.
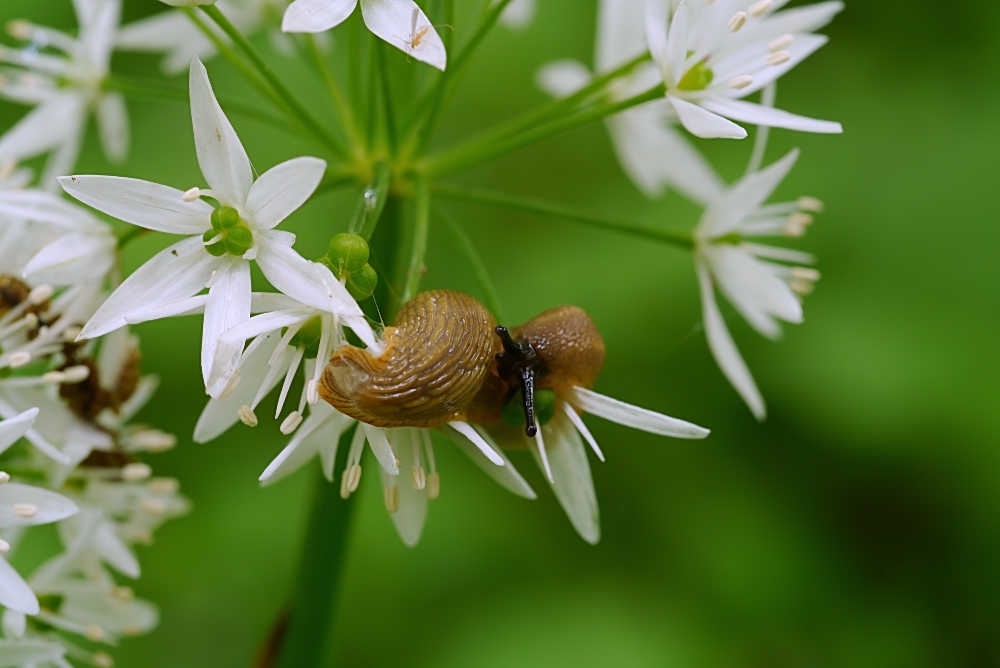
224,224 -> 254,256
203,229 -> 226,257
346,263 -> 377,301
289,316 -> 323,359
212,206 -> 241,231
328,233 -> 370,275
501,388 -> 556,427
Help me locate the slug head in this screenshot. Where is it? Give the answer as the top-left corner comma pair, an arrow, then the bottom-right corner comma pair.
494,325 -> 544,437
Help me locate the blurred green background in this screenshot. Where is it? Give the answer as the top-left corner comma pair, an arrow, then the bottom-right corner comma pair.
4,0 -> 1000,665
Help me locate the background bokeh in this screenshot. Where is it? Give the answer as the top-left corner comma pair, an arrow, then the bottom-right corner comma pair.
3,0 -> 1000,665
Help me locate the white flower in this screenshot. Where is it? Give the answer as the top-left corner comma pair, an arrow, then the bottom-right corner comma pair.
645,0 -> 843,139
0,0 -> 129,190
0,639 -> 71,667
58,57 -> 352,388
694,148 -> 820,419
537,0 -> 724,203
118,0 -> 295,75
281,0 -> 447,70
498,0 -> 536,30
159,0 -> 219,6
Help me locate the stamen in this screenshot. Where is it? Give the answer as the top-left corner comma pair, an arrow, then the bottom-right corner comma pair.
704,0 -> 715,4
275,346 -> 304,418
111,586 -> 134,602
766,50 -> 792,66
27,285 -> 53,305
238,405 -> 258,427
63,325 -> 82,342
0,471 -> 9,485
123,625 -> 144,637
61,365 -> 90,383
130,430 -> 177,451
783,212 -> 814,237
748,0 -> 772,17
42,371 -> 65,383
789,267 -> 821,295
5,20 -> 32,40
148,478 -> 179,494
427,472 -> 440,500
12,503 -> 37,518
306,379 -> 320,405
181,187 -> 201,202
797,196 -> 824,212
85,624 -> 105,641
122,463 -> 152,482
280,411 -> 302,435
219,370 -> 241,400
728,11 -> 747,32
0,539 -> 9,553
792,267 -> 821,282
768,34 -> 794,52
535,431 -> 554,483
7,351 -> 30,368
140,498 -> 168,516
410,465 -> 426,491
347,464 -> 362,493
92,652 -> 114,668
384,484 -> 399,513
729,75 -> 754,90
562,402 -> 605,462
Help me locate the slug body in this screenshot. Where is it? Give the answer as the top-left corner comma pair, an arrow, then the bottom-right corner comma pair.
319,291 -> 497,428
319,291 -> 606,430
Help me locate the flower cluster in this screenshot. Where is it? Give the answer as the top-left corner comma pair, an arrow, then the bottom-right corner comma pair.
0,0 -> 845,660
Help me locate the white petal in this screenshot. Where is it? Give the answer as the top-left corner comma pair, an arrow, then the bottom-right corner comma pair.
260,404 -> 350,485
0,188 -> 108,233
644,0 -> 671,75
0,95 -> 84,162
255,231 -> 363,316
202,260 -> 252,386
0,560 -> 39,615
448,421 -> 504,466
282,0 -> 358,32
360,0 -> 447,70
700,148 -> 800,237
23,233 -> 116,286
697,263 -> 765,419
194,331 -> 283,443
596,0 -> 650,72
701,98 -> 842,134
446,425 -> 535,499
93,520 -> 140,578
669,96 -> 748,139
714,34 -> 829,97
79,237 -> 218,340
2,608 -> 26,638
533,412 -> 600,544
0,483 -> 78,526
499,0 -> 536,30
381,429 -> 427,547
96,92 -> 130,164
570,387 -> 709,439
189,56 -> 253,205
665,3 -> 689,87
0,408 -> 38,455
743,242 -> 814,264
126,295 -> 209,325
209,308 -> 311,394
58,175 -> 213,234
361,424 -> 399,474
244,157 -> 327,230
704,245 -> 803,330
535,60 -> 593,99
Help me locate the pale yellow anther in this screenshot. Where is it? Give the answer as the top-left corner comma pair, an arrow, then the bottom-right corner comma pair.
27,284 -> 53,305
131,430 -> 176,451
12,503 -> 37,518
792,267 -> 821,282
748,0 -> 772,17
238,405 -> 258,427
766,50 -> 792,66
139,497 -> 168,516
347,464 -> 362,493
729,75 -> 754,90
0,159 -> 16,181
6,20 -> 32,40
279,411 -> 302,435
0,539 -> 10,553
426,471 -> 440,500
23,313 -> 38,328
768,34 -> 795,52
124,624 -> 144,637
8,352 -> 31,368
728,11 -> 747,32
85,624 -> 105,641
219,370 -> 241,400
61,365 -> 90,383
181,187 -> 201,202
63,325 -> 82,342
93,652 -> 114,668
42,371 -> 66,384
384,485 -> 400,513
410,465 -> 426,491
148,477 -> 179,494
797,196 -> 824,212
122,462 -> 152,482
306,380 -> 320,405
0,471 -> 9,485
111,586 -> 134,602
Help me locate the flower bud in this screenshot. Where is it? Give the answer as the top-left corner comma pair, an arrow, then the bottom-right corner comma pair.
346,263 -> 378,301
328,233 -> 370,274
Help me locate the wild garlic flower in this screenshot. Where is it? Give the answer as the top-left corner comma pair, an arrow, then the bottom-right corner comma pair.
538,0 -> 724,203
118,0 -> 294,75
58,57 -> 353,388
281,0 -> 447,70
0,0 -> 128,189
498,0 -> 536,31
645,0 -> 843,138
694,148 -> 821,419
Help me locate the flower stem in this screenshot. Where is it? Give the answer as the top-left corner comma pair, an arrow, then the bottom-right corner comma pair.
300,33 -> 363,149
433,182 -> 694,250
200,5 -> 352,160
402,175 -> 430,303
273,433 -> 358,668
422,84 -> 665,177
434,205 -> 508,323
347,161 -> 392,240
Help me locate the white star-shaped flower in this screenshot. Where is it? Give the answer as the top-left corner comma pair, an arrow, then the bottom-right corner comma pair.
645,0 -> 843,139
0,0 -> 129,189
58,57 -> 364,389
695,148 -> 821,419
281,0 -> 447,70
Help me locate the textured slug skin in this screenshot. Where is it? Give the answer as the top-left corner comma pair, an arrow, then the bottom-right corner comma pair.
319,290 -> 498,428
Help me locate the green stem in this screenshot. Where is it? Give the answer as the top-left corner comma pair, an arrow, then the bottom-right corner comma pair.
201,5 -> 351,160
402,176 -> 430,303
115,226 -> 150,248
433,182 -> 694,250
376,43 -> 399,156
423,84 -> 665,177
434,205 -> 508,323
104,75 -> 292,133
301,33 -> 363,149
347,161 -> 392,240
273,431 -> 358,668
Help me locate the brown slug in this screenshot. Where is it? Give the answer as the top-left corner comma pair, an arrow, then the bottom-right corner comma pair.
319,290 -> 606,433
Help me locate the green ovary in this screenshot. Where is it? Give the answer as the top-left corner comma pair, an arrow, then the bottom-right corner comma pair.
204,206 -> 254,257
289,316 -> 323,359
677,61 -> 714,91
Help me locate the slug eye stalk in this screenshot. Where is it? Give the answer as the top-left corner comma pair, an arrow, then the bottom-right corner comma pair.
495,325 -> 545,437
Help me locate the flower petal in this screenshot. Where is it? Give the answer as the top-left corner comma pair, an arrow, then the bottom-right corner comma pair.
361,424 -> 399,474
701,98 -> 842,134
697,262 -> 765,419
0,560 -> 39,615
244,156 -> 326,230
189,56 -> 253,205
260,404 -> 350,486
81,237 -> 218,340
126,295 -> 209,325
569,386 -> 709,439
282,0 -> 358,32
669,96 -> 748,139
23,233 -> 116,286
665,2 -> 689,87
381,428 -> 427,547
533,412 -> 600,544
0,408 -> 38,455
202,259 -> 251,386
0,94 -> 84,162
644,0 -> 671,77
360,0 -> 447,70
535,59 -> 593,98
255,231 -> 363,316
699,148 -> 800,238
446,424 -> 536,499
58,175 -> 213,234
96,92 -> 130,164
448,421 -> 505,466
209,308 -> 311,397
0,483 -> 78,526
